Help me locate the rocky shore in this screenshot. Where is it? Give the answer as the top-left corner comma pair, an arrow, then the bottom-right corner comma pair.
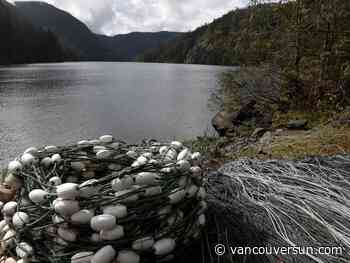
186,105 -> 350,171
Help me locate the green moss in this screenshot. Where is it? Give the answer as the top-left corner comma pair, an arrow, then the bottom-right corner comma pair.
184,136 -> 224,158
184,124 -> 350,166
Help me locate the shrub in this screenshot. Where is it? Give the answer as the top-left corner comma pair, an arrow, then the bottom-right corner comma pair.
211,65 -> 282,113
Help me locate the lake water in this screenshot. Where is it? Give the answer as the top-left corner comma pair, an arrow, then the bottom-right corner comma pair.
0,62 -> 231,166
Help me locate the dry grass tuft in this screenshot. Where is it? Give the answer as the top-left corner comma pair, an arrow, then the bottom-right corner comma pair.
271,126 -> 350,159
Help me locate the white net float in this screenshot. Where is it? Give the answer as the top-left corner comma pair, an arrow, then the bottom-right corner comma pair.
0,136 -> 206,262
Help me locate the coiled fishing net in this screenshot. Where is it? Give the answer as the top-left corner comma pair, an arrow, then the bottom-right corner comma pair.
0,136 -> 206,263
204,155 -> 350,263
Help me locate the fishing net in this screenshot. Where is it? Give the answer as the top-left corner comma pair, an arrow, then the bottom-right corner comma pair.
2,134 -> 350,263
0,136 -> 206,263
204,155 -> 350,263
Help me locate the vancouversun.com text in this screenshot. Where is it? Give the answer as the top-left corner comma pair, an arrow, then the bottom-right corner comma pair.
214,244 -> 344,257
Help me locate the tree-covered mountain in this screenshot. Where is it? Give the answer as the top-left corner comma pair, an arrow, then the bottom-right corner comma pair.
143,0 -> 349,112
140,6 -> 280,65
15,1 -> 181,61
141,1 -> 350,70
0,0 -> 69,65
103,31 -> 183,61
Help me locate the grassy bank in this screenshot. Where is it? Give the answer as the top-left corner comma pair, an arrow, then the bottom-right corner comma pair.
196,58 -> 350,168
185,112 -> 350,168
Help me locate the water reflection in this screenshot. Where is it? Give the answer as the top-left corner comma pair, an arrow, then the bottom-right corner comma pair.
0,62 -> 231,166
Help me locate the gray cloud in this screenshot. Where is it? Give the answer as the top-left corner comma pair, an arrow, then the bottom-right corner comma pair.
12,0 -> 248,35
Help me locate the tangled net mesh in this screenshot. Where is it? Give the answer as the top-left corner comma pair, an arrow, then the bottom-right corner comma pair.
204,155 -> 350,263
2,134 -> 350,263
0,136 -> 206,263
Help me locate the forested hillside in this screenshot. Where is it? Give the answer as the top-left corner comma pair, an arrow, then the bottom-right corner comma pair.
15,1 -> 180,61
143,0 -> 350,111
108,31 -> 181,61
0,0 -> 69,64
141,5 -> 284,65
142,2 -> 350,67
15,1 -> 112,60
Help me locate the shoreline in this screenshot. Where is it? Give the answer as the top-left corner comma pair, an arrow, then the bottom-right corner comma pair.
185,114 -> 350,170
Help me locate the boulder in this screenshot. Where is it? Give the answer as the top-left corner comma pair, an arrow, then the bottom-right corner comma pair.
287,120 -> 308,130
212,100 -> 272,137
211,111 -> 235,137
232,100 -> 258,126
257,131 -> 273,155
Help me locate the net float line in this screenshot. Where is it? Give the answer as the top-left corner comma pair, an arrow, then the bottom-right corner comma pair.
0,136 -> 206,263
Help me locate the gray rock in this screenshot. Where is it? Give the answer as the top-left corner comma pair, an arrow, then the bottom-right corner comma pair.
276,129 -> 284,134
257,131 -> 272,155
212,100 -> 273,137
287,120 -> 308,130
211,111 -> 235,137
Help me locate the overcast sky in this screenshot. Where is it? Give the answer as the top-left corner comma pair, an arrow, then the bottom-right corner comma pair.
12,0 -> 248,35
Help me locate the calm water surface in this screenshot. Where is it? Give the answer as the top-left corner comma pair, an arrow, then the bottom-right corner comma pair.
0,62 -> 231,166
